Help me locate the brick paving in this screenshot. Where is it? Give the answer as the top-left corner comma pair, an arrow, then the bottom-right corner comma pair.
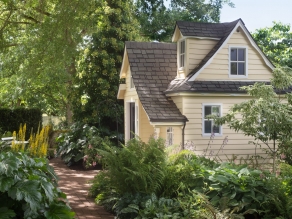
49,157 -> 115,219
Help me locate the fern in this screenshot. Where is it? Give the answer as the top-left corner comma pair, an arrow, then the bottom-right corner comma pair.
96,137 -> 167,195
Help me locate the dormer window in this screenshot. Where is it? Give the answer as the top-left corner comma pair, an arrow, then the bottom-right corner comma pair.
130,75 -> 134,88
179,40 -> 185,68
230,47 -> 247,76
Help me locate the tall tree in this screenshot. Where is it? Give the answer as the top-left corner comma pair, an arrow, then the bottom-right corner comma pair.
0,0 -> 97,123
135,0 -> 234,41
73,0 -> 139,135
253,22 -> 292,68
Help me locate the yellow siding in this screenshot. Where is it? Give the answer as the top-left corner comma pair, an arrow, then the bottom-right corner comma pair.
196,30 -> 273,81
159,126 -> 182,146
186,38 -> 218,75
182,96 -> 272,165
139,100 -> 155,142
123,66 -> 155,143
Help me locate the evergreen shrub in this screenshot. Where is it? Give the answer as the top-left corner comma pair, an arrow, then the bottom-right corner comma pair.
0,108 -> 42,139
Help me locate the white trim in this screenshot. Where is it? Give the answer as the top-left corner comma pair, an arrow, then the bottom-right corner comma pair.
117,84 -> 126,99
125,100 -> 139,141
150,122 -> 184,126
166,127 -> 173,146
202,103 -> 223,137
228,46 -> 248,78
188,20 -> 274,81
119,48 -> 128,79
165,92 -> 250,97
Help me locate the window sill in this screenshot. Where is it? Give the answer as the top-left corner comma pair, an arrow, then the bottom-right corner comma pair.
229,74 -> 248,78
202,133 -> 222,137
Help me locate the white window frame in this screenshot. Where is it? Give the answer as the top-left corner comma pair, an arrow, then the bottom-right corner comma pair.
202,103 -> 222,137
125,100 -> 139,141
179,40 -> 185,69
166,127 -> 173,146
130,75 -> 135,89
229,46 -> 248,78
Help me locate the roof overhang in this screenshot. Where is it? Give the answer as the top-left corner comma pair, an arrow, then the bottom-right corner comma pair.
119,46 -> 129,79
150,121 -> 186,126
172,25 -> 220,42
165,92 -> 250,97
117,83 -> 126,99
172,25 -> 183,42
188,20 -> 275,81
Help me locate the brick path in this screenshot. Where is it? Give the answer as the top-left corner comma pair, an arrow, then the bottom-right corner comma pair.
49,157 -> 115,219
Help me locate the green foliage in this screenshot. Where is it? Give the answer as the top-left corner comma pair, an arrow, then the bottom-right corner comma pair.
210,67 -> 292,170
0,0 -> 98,120
0,151 -> 75,218
56,122 -> 111,166
253,22 -> 292,68
73,0 -> 139,130
97,137 -> 167,195
0,107 -> 42,139
135,0 -> 234,41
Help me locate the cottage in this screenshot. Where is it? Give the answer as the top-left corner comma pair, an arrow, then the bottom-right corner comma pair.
117,19 -> 274,161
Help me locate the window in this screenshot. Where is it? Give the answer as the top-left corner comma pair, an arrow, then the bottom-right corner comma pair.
127,101 -> 139,140
179,40 -> 185,68
166,127 -> 173,146
130,75 -> 134,88
230,48 -> 246,76
203,105 -> 221,135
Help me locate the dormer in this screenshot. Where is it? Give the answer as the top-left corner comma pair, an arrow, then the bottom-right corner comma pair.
171,20 -> 274,81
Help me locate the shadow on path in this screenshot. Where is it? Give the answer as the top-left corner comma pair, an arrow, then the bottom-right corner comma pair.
49,157 -> 115,219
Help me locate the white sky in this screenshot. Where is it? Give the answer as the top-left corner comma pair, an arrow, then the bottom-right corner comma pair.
220,0 -> 292,33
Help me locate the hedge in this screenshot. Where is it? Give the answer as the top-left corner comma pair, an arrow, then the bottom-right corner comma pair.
0,108 -> 42,139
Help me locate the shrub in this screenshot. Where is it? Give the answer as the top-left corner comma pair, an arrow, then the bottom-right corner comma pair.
56,122 -> 108,166
97,137 -> 166,195
0,151 -> 75,219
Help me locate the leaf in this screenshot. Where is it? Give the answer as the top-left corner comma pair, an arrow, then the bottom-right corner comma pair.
0,176 -> 14,192
40,179 -> 55,202
44,202 -> 75,219
213,175 -> 229,184
8,180 -> 42,213
0,207 -> 16,219
0,154 -> 20,176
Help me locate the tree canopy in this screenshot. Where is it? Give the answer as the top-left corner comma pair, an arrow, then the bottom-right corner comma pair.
72,0 -> 139,136
253,22 -> 292,68
135,0 -> 234,41
0,0 -> 97,122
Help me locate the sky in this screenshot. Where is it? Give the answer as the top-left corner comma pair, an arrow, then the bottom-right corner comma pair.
220,0 -> 292,33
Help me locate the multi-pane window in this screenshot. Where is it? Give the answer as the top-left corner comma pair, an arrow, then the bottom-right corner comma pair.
166,127 -> 173,146
230,48 -> 246,75
179,40 -> 185,68
203,105 -> 221,134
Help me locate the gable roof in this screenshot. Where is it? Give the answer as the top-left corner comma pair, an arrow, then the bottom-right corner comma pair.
175,19 -> 239,39
125,41 -> 187,123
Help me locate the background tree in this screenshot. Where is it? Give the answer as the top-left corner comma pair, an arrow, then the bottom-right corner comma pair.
72,0 -> 139,137
135,0 -> 234,41
253,22 -> 292,68
212,67 -> 292,172
0,0 -> 97,123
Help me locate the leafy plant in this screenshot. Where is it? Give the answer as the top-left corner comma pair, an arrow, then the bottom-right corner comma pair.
0,151 -> 75,219
56,122 -> 101,166
97,137 -> 167,195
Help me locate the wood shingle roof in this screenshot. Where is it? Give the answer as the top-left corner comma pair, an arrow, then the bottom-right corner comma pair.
125,41 -> 188,123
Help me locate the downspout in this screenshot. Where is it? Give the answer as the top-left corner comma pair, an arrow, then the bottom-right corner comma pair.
181,120 -> 186,150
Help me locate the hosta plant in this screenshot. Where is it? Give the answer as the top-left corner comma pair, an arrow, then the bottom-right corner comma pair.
0,151 -> 75,219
